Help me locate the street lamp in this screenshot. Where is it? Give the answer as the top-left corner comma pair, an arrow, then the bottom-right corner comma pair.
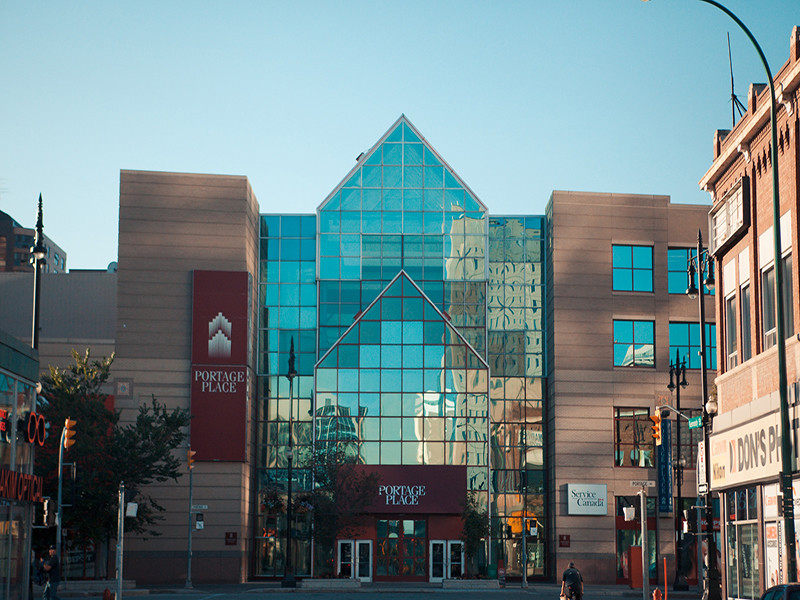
282,338 -> 297,588
643,0 -> 796,585
685,231 -> 720,600
30,194 -> 46,350
667,352 -> 688,591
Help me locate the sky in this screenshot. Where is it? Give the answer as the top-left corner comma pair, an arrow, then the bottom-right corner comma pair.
1,1 -> 798,271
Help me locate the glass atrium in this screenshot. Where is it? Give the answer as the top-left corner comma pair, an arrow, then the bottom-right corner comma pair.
256,116 -> 546,579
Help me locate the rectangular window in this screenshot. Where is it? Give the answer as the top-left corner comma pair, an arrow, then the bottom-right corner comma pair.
761,266 -> 776,350
782,253 -> 794,339
614,408 -> 654,467
725,294 -> 737,370
613,245 -> 653,292
740,284 -> 752,362
613,320 -> 654,367
669,322 -> 717,370
668,248 -> 715,295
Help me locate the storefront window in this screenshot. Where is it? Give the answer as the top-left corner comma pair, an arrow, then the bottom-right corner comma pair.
726,487 -> 760,599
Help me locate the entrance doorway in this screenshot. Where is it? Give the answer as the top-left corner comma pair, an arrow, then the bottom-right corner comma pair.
429,540 -> 464,582
337,539 -> 373,582
376,519 -> 427,579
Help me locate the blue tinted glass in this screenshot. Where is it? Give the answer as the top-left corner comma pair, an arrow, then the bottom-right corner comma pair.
320,234 -> 339,256
300,262 -> 315,283
317,369 -> 337,391
444,170 -> 460,188
364,149 -> 381,165
264,284 -> 279,306
423,146 -> 441,166
279,262 -> 300,282
384,189 -> 402,210
299,307 -> 316,328
320,211 -> 339,233
383,143 -> 402,165
341,257 -> 360,279
614,320 -> 633,343
363,212 -> 382,234
382,321 -> 402,344
263,238 -> 279,260
363,189 -> 381,211
613,268 -> 632,291
424,212 -> 444,234
344,171 -> 361,188
383,212 -> 402,232
360,345 -> 380,369
261,215 -> 280,237
360,370 -> 380,392
386,124 -> 403,142
363,166 -> 381,187
341,188 -> 360,210
403,321 -> 423,344
404,166 -> 423,188
404,143 -> 423,165
341,211 -> 361,233
282,216 -> 301,237
404,212 -> 423,233
382,370 -> 402,392
612,245 -> 631,268
425,166 -> 444,188
301,238 -> 315,260
319,256 -> 339,279
424,190 -> 443,211
632,270 -> 653,292
403,345 -> 423,367
403,369 -> 423,390
384,166 -> 402,188
404,189 -> 423,210
339,344 -> 359,367
444,189 -> 463,210
634,321 -> 654,343
281,238 -> 300,258
632,246 -> 652,268
382,296 -> 402,318
281,284 -> 299,305
300,284 -> 316,306
381,345 -> 402,368
319,281 -> 338,303
403,123 -> 420,142
340,235 -> 360,257
338,369 -> 359,391
279,308 -> 300,329
360,320 -> 380,343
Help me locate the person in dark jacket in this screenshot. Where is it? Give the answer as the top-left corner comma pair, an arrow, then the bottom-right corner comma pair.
561,561 -> 583,600
41,546 -> 60,600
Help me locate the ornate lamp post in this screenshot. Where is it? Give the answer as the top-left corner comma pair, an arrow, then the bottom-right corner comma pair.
686,231 -> 720,600
30,194 -> 47,350
282,338 -> 297,588
668,352 -> 688,591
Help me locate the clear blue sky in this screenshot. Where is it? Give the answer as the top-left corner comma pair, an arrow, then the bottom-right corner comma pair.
1,1 -> 797,270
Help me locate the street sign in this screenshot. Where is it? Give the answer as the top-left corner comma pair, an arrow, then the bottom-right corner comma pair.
630,480 -> 656,488
191,504 -> 208,510
688,416 -> 703,429
698,483 -> 708,495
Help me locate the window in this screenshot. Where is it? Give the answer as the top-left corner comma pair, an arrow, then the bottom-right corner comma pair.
725,487 -> 759,599
782,253 -> 794,339
761,266 -> 776,349
725,295 -> 737,370
613,245 -> 653,292
710,176 -> 749,254
669,322 -> 716,370
613,320 -> 654,367
740,284 -> 752,362
614,408 -> 654,467
668,248 -> 715,295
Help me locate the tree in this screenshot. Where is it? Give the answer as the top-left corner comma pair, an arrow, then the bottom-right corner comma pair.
36,350 -> 190,550
304,448 -> 380,567
461,491 -> 489,577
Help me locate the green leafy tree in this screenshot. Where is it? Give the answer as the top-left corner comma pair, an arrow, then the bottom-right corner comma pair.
461,491 -> 489,577
36,350 -> 190,550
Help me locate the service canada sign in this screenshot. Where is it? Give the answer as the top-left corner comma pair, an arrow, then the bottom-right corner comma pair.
566,483 -> 608,515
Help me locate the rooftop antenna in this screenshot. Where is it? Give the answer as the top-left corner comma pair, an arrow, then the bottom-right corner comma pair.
728,32 -> 747,127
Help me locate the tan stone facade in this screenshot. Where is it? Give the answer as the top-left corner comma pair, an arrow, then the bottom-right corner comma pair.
547,191 -> 713,584
114,170 -> 260,583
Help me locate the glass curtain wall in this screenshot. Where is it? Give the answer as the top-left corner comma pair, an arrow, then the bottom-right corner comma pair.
256,117 -> 548,579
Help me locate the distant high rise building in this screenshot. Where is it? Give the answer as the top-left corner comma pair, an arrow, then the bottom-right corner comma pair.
0,209 -> 67,273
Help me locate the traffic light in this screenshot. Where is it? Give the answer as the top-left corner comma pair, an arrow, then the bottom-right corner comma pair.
187,449 -> 196,470
63,417 -> 77,449
650,411 -> 662,446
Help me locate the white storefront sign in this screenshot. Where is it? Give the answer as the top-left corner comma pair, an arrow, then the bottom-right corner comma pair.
566,483 -> 608,515
709,411 -> 782,489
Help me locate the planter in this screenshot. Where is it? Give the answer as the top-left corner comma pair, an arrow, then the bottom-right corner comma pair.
300,578 -> 361,589
442,579 -> 500,589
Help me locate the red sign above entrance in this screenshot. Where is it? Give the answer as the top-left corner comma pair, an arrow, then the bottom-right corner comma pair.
361,465 -> 467,515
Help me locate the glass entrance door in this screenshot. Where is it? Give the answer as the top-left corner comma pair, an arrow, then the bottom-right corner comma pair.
429,540 -> 445,582
448,541 -> 464,578
376,519 -> 427,579
356,540 -> 373,582
338,540 -> 354,578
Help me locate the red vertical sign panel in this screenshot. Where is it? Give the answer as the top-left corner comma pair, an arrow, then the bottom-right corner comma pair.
191,270 -> 250,462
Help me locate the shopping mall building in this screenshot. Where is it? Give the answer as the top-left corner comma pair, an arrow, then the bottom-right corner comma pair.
96,113 -> 719,586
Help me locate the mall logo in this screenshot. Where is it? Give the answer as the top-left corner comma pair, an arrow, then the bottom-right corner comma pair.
208,312 -> 232,359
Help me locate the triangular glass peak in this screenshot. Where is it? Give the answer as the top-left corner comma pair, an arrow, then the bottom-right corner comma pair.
318,116 -> 488,215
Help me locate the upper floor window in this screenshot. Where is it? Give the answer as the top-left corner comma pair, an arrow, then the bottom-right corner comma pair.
725,294 -> 737,370
613,320 -> 654,367
614,408 -> 654,468
668,248 -> 715,295
613,245 -> 653,292
710,177 -> 749,254
782,253 -> 794,340
669,322 -> 717,370
740,283 -> 752,362
761,265 -> 776,350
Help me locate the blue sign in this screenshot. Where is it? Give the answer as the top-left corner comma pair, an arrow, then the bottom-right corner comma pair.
657,419 -> 673,513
